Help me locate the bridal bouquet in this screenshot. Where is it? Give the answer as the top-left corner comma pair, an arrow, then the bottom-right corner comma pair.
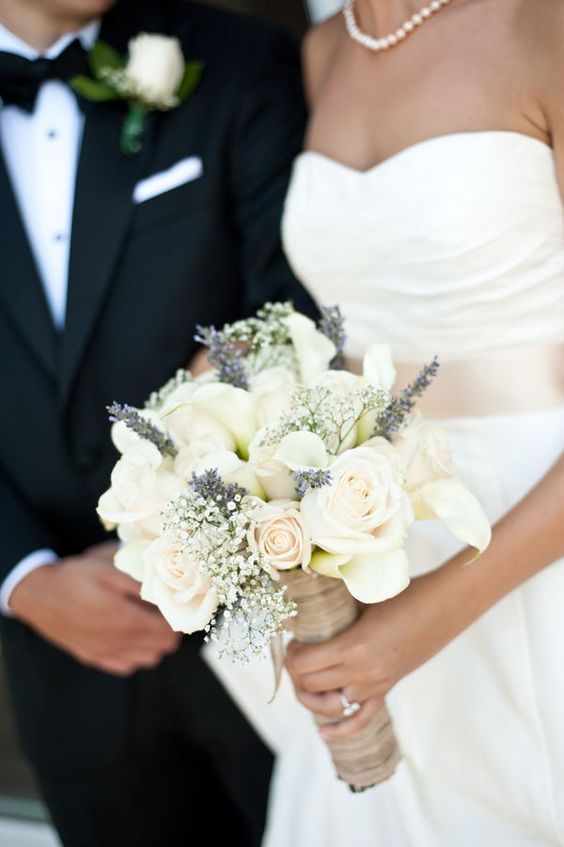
97,302 -> 490,789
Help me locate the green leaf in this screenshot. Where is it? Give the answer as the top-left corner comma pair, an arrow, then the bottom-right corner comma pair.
177,61 -> 204,102
70,75 -> 120,102
89,40 -> 125,77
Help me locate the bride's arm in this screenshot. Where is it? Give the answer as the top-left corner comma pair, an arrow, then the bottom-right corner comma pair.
286,455 -> 564,738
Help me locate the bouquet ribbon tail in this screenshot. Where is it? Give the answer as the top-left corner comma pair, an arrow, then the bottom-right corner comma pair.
268,632 -> 287,704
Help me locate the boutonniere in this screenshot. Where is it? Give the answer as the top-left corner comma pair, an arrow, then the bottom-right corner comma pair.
71,34 -> 203,155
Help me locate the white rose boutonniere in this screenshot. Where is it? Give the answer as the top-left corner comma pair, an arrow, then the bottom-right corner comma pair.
71,34 -> 204,154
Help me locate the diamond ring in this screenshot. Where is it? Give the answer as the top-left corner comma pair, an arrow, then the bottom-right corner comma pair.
339,691 -> 361,719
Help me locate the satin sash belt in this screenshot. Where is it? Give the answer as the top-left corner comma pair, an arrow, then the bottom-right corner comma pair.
346,342 -> 564,419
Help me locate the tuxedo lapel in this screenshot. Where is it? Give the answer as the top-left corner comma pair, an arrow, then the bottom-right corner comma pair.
61,0 -> 166,400
60,102 -> 156,399
0,150 -> 59,378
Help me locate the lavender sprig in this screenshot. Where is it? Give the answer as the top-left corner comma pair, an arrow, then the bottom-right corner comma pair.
375,356 -> 440,440
318,305 -> 346,370
293,468 -> 333,498
194,326 -> 248,390
107,402 -> 177,457
190,468 -> 248,517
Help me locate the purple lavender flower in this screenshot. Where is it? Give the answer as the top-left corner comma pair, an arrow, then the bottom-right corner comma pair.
194,326 -> 248,390
190,468 -> 248,515
293,468 -> 333,498
318,305 -> 346,369
376,356 -> 440,439
107,402 -> 177,457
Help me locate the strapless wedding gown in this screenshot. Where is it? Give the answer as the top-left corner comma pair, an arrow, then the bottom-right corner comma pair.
205,132 -> 564,846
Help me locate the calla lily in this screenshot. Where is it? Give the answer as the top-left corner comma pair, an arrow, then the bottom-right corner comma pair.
285,312 -> 336,384
273,431 -> 329,472
416,477 -> 491,553
363,343 -> 396,390
310,547 -> 410,603
340,548 -> 411,602
190,382 -> 257,459
192,449 -> 265,498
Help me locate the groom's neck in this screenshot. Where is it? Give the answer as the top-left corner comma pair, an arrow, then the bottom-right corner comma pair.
0,0 -> 115,53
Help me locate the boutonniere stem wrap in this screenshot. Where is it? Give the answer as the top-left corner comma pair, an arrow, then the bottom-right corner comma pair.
71,34 -> 203,155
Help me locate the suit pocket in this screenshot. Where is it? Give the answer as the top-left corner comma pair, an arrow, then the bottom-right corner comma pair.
130,174 -> 211,233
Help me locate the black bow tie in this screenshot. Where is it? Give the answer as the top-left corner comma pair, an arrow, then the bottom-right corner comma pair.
0,38 -> 89,113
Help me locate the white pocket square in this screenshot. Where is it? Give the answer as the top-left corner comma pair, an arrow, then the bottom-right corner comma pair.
133,156 -> 204,204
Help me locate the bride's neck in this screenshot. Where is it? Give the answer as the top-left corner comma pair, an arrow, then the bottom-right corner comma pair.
354,0 -> 424,34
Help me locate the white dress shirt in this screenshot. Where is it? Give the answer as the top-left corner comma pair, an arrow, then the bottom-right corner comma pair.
0,20 -> 100,614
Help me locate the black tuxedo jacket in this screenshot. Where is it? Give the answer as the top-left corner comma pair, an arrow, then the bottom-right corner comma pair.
0,0 -> 315,774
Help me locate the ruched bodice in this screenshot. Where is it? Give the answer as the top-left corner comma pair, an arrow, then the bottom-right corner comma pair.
282,132 -> 564,360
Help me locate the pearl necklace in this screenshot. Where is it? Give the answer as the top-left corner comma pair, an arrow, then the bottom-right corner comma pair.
343,0 -> 452,52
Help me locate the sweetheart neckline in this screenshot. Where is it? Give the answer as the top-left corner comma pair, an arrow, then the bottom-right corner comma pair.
299,130 -> 553,177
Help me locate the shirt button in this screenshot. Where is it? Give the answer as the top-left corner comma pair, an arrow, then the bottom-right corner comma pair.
53,233 -> 66,242
47,129 -> 58,139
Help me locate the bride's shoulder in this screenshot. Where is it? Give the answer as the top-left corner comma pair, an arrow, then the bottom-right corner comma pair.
301,15 -> 342,106
517,0 -> 564,108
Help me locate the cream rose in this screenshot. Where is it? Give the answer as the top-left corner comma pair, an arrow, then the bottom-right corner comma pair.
301,443 -> 414,602
302,443 -> 413,554
395,416 -> 455,493
141,535 -> 219,633
125,34 -> 185,106
96,441 -> 184,535
249,500 -> 311,571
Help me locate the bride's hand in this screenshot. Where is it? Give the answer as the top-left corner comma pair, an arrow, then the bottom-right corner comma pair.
286,455 -> 563,739
285,573 -> 447,739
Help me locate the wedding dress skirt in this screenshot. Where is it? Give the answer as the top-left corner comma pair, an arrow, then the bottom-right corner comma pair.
205,132 -> 564,845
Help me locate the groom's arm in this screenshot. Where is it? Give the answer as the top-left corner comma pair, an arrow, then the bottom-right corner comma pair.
0,469 -> 59,612
226,24 -> 318,319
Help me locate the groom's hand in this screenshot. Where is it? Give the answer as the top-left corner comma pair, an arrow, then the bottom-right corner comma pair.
9,541 -> 181,676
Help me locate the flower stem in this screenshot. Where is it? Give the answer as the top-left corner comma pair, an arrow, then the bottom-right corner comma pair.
121,104 -> 148,155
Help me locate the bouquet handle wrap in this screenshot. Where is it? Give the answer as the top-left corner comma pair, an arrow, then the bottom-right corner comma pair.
280,569 -> 401,789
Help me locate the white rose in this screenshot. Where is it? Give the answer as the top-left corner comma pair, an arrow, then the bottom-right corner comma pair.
174,441 -> 226,480
97,441 -> 184,535
301,443 -> 414,602
125,34 -> 185,105
249,500 -> 311,571
393,417 -> 491,555
111,409 -> 166,455
395,416 -> 455,493
249,367 -> 296,427
141,535 -> 219,633
161,383 -> 236,452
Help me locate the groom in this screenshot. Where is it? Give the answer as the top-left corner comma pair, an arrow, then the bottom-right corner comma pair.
0,0 -> 315,844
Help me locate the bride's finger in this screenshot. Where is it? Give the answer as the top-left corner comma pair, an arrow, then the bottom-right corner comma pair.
296,666 -> 350,694
319,696 -> 383,740
285,638 -> 343,676
293,688 -> 345,719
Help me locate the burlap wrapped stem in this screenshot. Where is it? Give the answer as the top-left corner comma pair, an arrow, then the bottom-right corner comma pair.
281,569 -> 401,790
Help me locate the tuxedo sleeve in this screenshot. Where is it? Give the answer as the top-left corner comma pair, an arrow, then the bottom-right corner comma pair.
227,25 -> 318,319
0,468 -> 58,584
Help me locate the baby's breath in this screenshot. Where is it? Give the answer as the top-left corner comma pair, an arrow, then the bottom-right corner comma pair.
259,383 -> 389,456
162,470 -> 296,660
